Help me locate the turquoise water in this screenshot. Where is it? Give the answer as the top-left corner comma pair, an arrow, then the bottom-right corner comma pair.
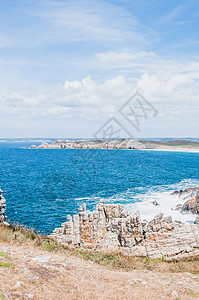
0,142 -> 199,233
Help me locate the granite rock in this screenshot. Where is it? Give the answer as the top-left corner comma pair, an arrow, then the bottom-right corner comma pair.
50,200 -> 199,260
0,189 -> 6,222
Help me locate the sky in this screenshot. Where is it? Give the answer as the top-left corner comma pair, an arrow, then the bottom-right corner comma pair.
0,0 -> 199,138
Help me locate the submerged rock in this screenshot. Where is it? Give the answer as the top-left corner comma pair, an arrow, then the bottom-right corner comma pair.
174,204 -> 182,211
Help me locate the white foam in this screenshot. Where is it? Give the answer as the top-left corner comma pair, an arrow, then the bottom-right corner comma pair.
126,190 -> 196,223
104,179 -> 199,224
74,197 -> 101,201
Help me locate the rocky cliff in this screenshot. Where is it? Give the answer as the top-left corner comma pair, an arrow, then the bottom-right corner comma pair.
172,185 -> 199,215
31,139 -> 199,151
50,199 -> 199,260
32,139 -> 157,150
0,189 -> 6,222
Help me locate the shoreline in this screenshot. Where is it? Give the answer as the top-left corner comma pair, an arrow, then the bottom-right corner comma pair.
51,185 -> 199,260
31,138 -> 199,152
29,147 -> 199,154
139,148 -> 199,153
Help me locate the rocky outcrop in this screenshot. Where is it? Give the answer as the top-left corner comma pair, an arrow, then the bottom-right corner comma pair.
195,216 -> 199,224
37,142 -> 50,149
31,139 -> 153,150
182,196 -> 199,214
171,186 -> 199,216
0,189 -> 6,222
31,139 -> 199,150
50,200 -> 199,260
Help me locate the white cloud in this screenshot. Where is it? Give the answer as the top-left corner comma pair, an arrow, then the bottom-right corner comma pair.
25,0 -> 157,46
0,0 -> 156,51
0,71 -> 198,137
95,49 -> 199,80
64,80 -> 82,89
1,72 -> 198,118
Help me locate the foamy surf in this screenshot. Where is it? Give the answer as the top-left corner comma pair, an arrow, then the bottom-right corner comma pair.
104,179 -> 199,224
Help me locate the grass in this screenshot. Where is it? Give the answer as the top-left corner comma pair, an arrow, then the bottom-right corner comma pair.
158,141 -> 199,147
0,262 -> 15,269
0,223 -> 199,274
0,251 -> 9,259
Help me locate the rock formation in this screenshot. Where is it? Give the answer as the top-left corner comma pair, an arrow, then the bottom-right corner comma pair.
31,139 -> 199,151
50,199 -> 199,260
0,189 -> 6,222
171,186 -> 199,217
182,196 -> 199,214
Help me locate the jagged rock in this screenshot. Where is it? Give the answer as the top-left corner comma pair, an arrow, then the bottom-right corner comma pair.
182,196 -> 199,214
0,189 -> 6,222
171,186 -> 199,199
194,216 -> 199,224
37,142 -> 50,149
151,201 -> 159,206
50,199 -> 199,260
32,139 -> 199,151
171,186 -> 199,215
174,204 -> 182,211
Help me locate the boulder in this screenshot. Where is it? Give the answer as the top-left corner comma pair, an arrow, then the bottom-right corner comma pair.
182,196 -> 199,214
195,216 -> 199,224
0,189 -> 6,222
37,142 -> 50,149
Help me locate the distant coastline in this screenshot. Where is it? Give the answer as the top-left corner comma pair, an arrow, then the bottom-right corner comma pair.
31,138 -> 199,152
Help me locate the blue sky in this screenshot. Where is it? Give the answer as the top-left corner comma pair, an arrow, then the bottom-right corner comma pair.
0,0 -> 199,138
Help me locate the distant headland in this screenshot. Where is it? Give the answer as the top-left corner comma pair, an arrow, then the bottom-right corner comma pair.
31,138 -> 199,152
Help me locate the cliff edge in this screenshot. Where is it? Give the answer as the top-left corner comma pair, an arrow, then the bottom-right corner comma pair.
51,197 -> 199,261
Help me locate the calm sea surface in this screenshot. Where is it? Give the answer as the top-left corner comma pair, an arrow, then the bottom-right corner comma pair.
0,142 -> 199,233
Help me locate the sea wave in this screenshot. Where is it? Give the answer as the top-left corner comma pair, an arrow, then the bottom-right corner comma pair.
102,179 -> 199,224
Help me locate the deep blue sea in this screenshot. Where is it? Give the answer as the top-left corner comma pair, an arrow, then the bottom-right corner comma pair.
0,142 -> 199,234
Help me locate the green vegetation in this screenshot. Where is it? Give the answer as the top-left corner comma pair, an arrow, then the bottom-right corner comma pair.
0,251 -> 10,259
0,262 -> 15,269
162,142 -> 199,147
0,223 -> 199,274
43,241 -> 54,251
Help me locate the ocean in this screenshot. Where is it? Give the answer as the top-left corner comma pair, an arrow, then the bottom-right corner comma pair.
0,142 -> 199,234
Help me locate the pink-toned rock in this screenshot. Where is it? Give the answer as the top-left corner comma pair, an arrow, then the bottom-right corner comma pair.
182,196 -> 199,214
50,199 -> 199,260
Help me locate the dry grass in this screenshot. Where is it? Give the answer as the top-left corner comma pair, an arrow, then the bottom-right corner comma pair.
0,223 -> 198,275
0,223 -> 199,299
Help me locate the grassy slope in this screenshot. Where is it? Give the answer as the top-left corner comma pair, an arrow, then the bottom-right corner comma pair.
0,223 -> 199,299
0,223 -> 198,274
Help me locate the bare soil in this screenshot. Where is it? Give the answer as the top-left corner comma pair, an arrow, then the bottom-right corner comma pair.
0,241 -> 199,300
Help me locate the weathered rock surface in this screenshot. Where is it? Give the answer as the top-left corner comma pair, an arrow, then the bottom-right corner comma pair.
171,186 -> 199,215
0,189 -> 6,222
32,139 -> 156,150
195,215 -> 199,224
50,200 -> 199,260
31,138 -> 199,151
182,196 -> 199,214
